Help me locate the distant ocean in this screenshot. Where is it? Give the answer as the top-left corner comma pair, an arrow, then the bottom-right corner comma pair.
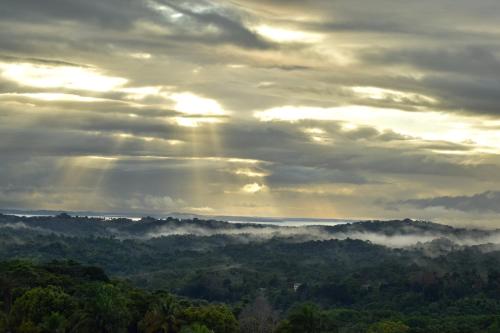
227,219 -> 353,227
4,211 -> 355,227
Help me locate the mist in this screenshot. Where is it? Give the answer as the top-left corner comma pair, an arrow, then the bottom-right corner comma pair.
4,215 -> 500,252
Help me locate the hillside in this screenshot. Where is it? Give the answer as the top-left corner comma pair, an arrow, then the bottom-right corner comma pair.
3,214 -> 500,332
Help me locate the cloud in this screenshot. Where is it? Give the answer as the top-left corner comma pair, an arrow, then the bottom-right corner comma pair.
126,195 -> 185,211
0,0 -> 156,29
242,183 -> 266,193
0,61 -> 128,92
155,0 -> 273,49
1,0 -> 500,224
266,165 -> 369,185
401,191 -> 500,214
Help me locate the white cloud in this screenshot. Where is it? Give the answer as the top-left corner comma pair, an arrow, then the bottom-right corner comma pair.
0,62 -> 128,92
129,52 -> 152,59
255,25 -> 322,43
167,92 -> 228,127
350,86 -> 437,104
170,92 -> 226,116
255,105 -> 500,153
235,168 -> 269,178
242,183 -> 266,193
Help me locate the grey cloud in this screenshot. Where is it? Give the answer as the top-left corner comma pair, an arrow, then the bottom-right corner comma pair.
266,165 -> 369,185
0,54 -> 86,68
421,76 -> 500,116
0,0 -> 156,29
401,191 -> 500,214
363,47 -> 500,77
1,102 -> 495,183
2,0 -> 500,223
157,0 -> 272,49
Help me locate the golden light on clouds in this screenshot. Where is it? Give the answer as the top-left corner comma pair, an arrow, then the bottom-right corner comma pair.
255,105 -> 500,152
303,127 -> 331,143
0,93 -> 106,102
174,116 -> 224,127
169,92 -> 228,127
171,92 -> 226,116
0,58 -> 229,128
0,62 -> 128,92
55,156 -> 116,186
235,168 -> 269,178
3,0 -> 500,222
129,52 -> 152,59
84,155 -> 119,162
242,182 -> 266,193
120,86 -> 163,100
350,86 -> 437,104
255,25 -> 322,43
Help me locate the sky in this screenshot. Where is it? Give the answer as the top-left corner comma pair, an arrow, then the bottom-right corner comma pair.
1,0 -> 500,226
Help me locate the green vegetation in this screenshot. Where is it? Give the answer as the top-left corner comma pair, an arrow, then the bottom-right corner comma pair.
2,214 -> 500,332
0,260 -> 239,332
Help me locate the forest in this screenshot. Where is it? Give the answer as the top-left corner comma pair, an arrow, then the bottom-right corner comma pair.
2,213 -> 500,332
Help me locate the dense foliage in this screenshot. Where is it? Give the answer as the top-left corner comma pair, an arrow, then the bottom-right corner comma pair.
2,214 -> 500,332
0,260 -> 238,333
